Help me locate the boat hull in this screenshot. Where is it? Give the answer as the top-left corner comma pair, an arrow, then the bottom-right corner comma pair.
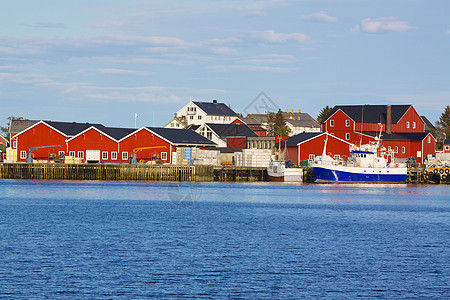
268,174 -> 284,182
312,165 -> 407,183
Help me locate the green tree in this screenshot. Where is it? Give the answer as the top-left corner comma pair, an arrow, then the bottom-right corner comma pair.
433,105 -> 450,149
266,112 -> 275,136
1,116 -> 25,141
317,105 -> 333,123
274,109 -> 291,137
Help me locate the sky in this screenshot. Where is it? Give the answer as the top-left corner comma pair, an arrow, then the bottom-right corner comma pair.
1,0 -> 449,129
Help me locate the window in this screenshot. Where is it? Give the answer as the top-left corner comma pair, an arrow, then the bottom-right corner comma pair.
309,154 -> 315,160
13,141 -> 17,148
161,152 -> 167,160
59,151 -> 65,157
388,146 -> 391,152
427,136 -> 431,143
176,123 -> 179,127
122,152 -> 128,160
412,122 -> 416,129
345,133 -> 350,140
102,152 -> 108,160
20,150 -> 27,159
334,155 -> 340,160
395,146 -> 398,153
111,152 -> 117,160
345,120 -> 350,127
69,151 -> 75,158
406,121 -> 410,128
171,123 -> 174,127
190,116 -> 194,120
330,120 -> 334,127
402,146 -> 406,154
198,115 -> 202,119
78,151 -> 84,159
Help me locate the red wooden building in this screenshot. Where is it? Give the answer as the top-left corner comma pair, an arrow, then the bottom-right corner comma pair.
10,120 -> 215,163
280,132 -> 352,166
321,105 -> 436,163
0,135 -> 7,147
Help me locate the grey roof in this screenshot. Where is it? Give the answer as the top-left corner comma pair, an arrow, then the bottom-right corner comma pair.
323,105 -> 412,124
444,139 -> 450,145
193,101 -> 237,116
286,118 -> 320,128
147,127 -> 216,146
246,112 -> 318,125
205,123 -> 258,138
421,116 -> 435,131
100,127 -> 136,140
362,131 -> 430,142
241,117 -> 261,125
45,121 -> 106,136
281,132 -> 323,146
9,119 -> 39,134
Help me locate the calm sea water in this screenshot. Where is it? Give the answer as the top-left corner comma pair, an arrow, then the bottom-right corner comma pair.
0,180 -> 449,299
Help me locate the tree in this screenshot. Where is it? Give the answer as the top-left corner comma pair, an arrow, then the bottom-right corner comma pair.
1,116 -> 26,141
274,109 -> 291,137
266,112 -> 276,136
433,105 -> 450,149
317,105 -> 333,123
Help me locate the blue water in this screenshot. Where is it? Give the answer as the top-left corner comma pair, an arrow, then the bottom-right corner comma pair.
0,180 -> 449,299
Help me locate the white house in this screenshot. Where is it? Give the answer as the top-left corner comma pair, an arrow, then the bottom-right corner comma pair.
171,100 -> 238,127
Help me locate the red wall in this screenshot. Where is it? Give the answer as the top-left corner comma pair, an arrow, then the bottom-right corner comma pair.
227,137 -> 246,148
392,106 -> 425,133
119,128 -> 171,163
67,128 -> 119,163
14,123 -> 67,162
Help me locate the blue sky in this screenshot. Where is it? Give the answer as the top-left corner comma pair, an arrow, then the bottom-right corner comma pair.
1,0 -> 449,128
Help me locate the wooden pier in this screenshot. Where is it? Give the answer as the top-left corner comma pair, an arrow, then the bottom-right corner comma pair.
0,163 -> 269,182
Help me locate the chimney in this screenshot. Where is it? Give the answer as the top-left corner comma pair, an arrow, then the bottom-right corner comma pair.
174,113 -> 177,118
213,100 -> 217,103
298,110 -> 301,113
386,105 -> 392,134
291,109 -> 293,113
286,109 -> 288,113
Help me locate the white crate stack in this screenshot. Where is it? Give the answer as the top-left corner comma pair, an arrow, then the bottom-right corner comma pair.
191,148 -> 220,166
240,149 -> 272,167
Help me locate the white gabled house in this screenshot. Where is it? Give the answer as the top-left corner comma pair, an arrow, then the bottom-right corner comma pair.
175,100 -> 238,126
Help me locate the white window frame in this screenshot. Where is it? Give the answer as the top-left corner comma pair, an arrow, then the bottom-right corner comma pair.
102,151 -> 108,160
20,150 -> 27,159
309,154 -> 315,160
161,152 -> 167,160
345,133 -> 350,140
59,151 -> 65,157
122,152 -> 128,160
111,152 -> 117,160
395,146 -> 398,153
427,136 -> 431,143
69,151 -> 75,158
402,146 -> 406,154
345,120 -> 350,127
330,120 -> 334,127
78,151 -> 84,159
13,141 -> 17,148
406,121 -> 410,128
412,121 -> 416,129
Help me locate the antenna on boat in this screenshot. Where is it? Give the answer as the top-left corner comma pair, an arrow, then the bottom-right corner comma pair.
360,105 -> 364,146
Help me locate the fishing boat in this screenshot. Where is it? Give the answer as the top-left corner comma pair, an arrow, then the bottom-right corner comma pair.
267,140 -> 303,182
311,134 -> 407,183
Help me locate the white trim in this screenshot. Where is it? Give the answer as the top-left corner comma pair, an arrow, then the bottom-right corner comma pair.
296,132 -> 353,147
13,120 -> 69,139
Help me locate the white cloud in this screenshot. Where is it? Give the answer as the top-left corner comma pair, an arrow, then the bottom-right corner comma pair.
245,30 -> 309,43
353,17 -> 411,33
209,64 -> 297,72
97,68 -> 151,76
301,11 -> 337,23
210,47 -> 241,56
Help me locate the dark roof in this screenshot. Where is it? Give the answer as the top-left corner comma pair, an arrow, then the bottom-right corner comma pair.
193,101 -> 237,116
323,105 -> 412,124
420,116 -> 435,131
362,131 -> 430,142
281,132 -> 323,146
186,124 -> 200,131
241,117 -> 261,125
147,127 -> 216,146
45,121 -> 106,136
100,127 -> 136,140
9,119 -> 39,134
205,123 -> 258,138
444,139 -> 450,145
213,147 -> 243,153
